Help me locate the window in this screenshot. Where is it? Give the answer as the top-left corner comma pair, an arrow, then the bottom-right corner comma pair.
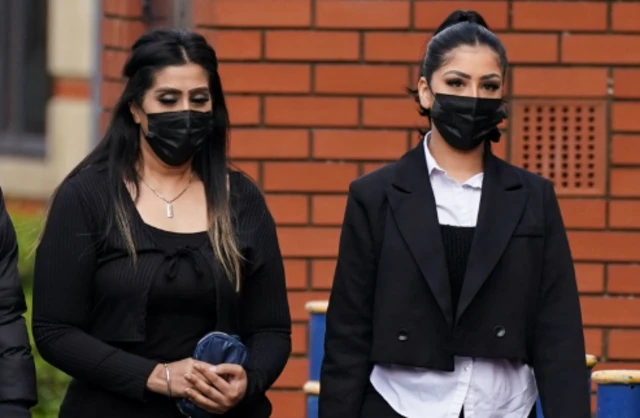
0,0 -> 50,155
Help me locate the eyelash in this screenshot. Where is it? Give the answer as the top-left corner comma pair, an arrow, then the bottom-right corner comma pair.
446,78 -> 500,91
158,97 -> 210,105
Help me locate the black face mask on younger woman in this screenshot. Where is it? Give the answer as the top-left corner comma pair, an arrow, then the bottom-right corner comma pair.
430,93 -> 507,151
143,110 -> 213,167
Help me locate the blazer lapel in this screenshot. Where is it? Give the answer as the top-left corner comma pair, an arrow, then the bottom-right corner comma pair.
388,144 -> 454,327
456,153 -> 527,322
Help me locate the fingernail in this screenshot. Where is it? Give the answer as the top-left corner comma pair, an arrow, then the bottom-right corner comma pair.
193,363 -> 202,370
185,373 -> 192,380
185,389 -> 191,395
209,366 -> 217,373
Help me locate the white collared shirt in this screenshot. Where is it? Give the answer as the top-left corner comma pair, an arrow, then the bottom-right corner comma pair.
369,133 -> 538,418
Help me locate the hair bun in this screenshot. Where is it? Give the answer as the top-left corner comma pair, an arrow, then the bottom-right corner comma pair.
434,10 -> 490,35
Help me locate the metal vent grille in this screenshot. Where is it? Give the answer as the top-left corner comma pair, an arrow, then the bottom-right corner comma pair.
511,100 -> 607,196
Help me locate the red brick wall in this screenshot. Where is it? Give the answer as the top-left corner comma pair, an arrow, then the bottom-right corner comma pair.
97,1 -> 640,416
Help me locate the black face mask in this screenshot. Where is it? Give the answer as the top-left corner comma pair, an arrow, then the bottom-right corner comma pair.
430,93 -> 506,151
143,110 -> 213,167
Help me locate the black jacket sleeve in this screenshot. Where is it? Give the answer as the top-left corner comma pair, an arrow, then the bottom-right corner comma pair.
237,182 -> 292,400
533,180 -> 590,418
31,182 -> 158,401
319,184 -> 376,418
0,188 -> 37,418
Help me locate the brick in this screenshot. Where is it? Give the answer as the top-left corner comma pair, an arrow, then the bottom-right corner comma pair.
100,80 -> 124,110
609,330 -> 640,360
569,231 -> 640,262
563,35 -> 640,64
313,130 -> 408,160
580,296 -> 640,327
613,70 -> 640,98
314,65 -> 410,96
311,259 -> 337,289
291,324 -> 308,355
103,0 -> 143,18
274,357 -> 307,388
363,162 -> 390,175
101,49 -> 127,80
53,78 -> 90,100
584,328 -> 603,357
500,34 -> 558,64
266,195 -> 309,226
611,169 -> 640,197
264,162 -> 358,192
311,195 -> 348,226
267,390 -> 305,418
575,263 -> 605,294
316,0 -> 410,29
219,63 -> 311,94
608,265 -> 640,294
278,228 -> 340,258
284,259 -> 308,289
364,33 -> 429,63
226,96 -> 261,126
198,30 -> 262,60
558,199 -> 606,229
613,102 -> 640,132
101,18 -> 145,49
229,129 -> 309,160
414,1 -> 508,30
362,98 -> 426,129
265,97 -> 359,127
287,290 -> 332,320
512,68 -> 608,98
233,161 -> 259,181
266,31 -> 360,62
512,2 -> 606,31
612,3 -> 640,32
610,200 -> 640,230
193,0 -> 311,28
611,136 -> 640,164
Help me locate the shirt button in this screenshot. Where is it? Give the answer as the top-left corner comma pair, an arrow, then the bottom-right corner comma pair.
494,325 -> 506,338
397,330 -> 409,342
464,366 -> 470,371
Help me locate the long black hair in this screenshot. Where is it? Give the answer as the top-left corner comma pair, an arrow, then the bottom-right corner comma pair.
44,28 -> 243,290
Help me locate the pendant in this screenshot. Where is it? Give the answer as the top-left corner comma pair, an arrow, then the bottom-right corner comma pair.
166,203 -> 174,218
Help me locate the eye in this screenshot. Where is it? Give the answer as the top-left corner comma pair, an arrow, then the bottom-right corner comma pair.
445,78 -> 464,88
158,95 -> 178,105
190,95 -> 210,104
483,83 -> 500,92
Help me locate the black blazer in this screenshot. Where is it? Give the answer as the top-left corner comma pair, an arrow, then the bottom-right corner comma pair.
0,189 -> 37,418
319,144 -> 589,418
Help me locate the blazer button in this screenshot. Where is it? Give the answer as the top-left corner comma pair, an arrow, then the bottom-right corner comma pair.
494,326 -> 506,338
397,330 -> 409,342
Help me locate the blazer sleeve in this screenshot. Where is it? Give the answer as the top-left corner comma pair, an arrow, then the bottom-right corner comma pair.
319,184 -> 377,418
533,180 -> 590,418
0,189 -> 37,417
32,182 -> 158,401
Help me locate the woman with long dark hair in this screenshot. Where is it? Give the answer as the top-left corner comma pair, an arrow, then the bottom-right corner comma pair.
31,29 -> 291,418
319,10 -> 589,418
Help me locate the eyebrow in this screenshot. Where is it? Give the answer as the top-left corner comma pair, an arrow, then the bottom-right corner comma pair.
154,86 -> 210,94
443,70 -> 501,81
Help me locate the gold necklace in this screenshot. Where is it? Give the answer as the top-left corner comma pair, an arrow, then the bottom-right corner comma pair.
139,173 -> 194,218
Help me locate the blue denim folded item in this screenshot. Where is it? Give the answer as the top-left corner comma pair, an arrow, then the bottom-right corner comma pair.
177,331 -> 248,418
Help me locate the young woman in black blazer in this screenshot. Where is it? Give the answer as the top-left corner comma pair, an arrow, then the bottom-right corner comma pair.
320,10 -> 590,418
31,29 -> 291,418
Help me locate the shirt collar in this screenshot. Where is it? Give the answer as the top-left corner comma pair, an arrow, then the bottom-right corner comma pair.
422,132 -> 484,189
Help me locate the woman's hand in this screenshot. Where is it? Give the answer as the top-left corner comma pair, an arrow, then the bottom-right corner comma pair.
184,363 -> 248,414
146,358 -> 207,398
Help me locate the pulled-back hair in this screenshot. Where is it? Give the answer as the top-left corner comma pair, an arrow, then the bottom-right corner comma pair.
410,10 -> 508,117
